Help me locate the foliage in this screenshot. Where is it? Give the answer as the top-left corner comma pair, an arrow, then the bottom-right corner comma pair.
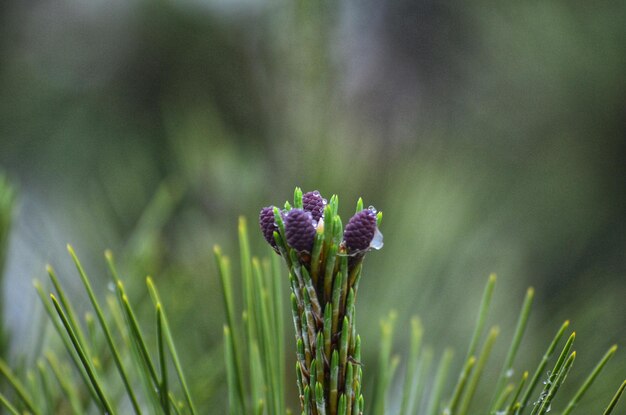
0,173 -> 16,359
212,189 -> 626,415
0,184 -> 624,415
1,245 -> 197,414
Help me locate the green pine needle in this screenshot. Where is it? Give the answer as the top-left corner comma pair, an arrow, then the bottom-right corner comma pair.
0,359 -> 40,415
516,320 -> 570,413
490,287 -> 534,412
445,355 -> 477,414
50,294 -> 115,414
426,348 -> 454,415
603,380 -> 626,415
146,277 -> 198,415
466,274 -> 497,362
399,317 -> 424,415
457,326 -> 500,415
68,244 -> 142,414
0,391 -> 20,415
0,187 -> 623,415
562,345 -> 618,415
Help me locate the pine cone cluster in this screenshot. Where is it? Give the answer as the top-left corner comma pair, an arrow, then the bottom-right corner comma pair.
258,188 -> 383,415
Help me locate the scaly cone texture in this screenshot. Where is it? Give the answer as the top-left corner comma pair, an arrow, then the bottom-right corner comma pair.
259,188 -> 383,415
285,209 -> 317,253
344,209 -> 378,254
302,191 -> 326,223
259,206 -> 279,251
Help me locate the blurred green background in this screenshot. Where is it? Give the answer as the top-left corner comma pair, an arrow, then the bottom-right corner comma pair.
1,0 -> 625,412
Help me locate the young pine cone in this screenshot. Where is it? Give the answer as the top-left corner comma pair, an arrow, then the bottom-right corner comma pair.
284,208 -> 316,253
302,190 -> 325,223
259,206 -> 279,251
344,208 -> 379,254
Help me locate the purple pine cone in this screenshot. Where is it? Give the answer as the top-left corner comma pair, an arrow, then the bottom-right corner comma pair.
259,206 -> 279,250
344,209 -> 378,253
284,209 -> 316,252
302,190 -> 326,223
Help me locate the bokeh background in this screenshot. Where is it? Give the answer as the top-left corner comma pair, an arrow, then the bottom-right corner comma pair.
1,0 -> 625,412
